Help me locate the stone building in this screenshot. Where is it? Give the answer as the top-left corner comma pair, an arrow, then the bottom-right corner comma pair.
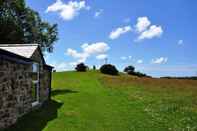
0,44 -> 53,129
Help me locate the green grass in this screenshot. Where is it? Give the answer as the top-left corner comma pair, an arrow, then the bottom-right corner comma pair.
5,71 -> 197,131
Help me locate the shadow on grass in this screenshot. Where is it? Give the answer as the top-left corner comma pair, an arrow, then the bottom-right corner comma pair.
4,100 -> 63,131
51,89 -> 78,96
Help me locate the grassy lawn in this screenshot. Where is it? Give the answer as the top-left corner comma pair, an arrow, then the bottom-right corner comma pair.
6,71 -> 197,131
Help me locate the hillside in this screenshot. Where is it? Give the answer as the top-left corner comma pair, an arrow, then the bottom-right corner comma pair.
6,71 -> 197,131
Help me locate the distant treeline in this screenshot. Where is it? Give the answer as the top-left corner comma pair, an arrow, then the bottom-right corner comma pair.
161,76 -> 197,80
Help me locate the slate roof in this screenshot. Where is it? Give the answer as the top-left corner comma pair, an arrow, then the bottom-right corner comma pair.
0,44 -> 53,70
0,44 -> 38,58
0,48 -> 33,64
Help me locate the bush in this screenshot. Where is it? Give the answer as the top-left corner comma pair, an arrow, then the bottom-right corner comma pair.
75,63 -> 88,72
128,71 -> 147,77
124,65 -> 135,73
100,64 -> 119,75
124,65 -> 149,77
93,65 -> 96,70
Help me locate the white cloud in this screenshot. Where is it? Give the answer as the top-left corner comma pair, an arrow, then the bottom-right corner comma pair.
135,17 -> 151,33
48,61 -> 74,71
46,0 -> 90,21
82,42 -> 110,55
137,59 -> 143,64
66,42 -> 110,63
109,26 -> 132,40
128,56 -> 132,59
67,48 -> 82,58
96,54 -> 108,60
134,16 -> 163,41
66,48 -> 89,63
138,25 -> 163,40
178,40 -> 183,45
152,57 -> 168,64
94,9 -> 103,18
120,56 -> 127,60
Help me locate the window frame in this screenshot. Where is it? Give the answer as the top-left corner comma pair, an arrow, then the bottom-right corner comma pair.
31,62 -> 40,107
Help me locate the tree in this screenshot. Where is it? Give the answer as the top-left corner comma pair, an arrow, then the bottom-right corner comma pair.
100,64 -> 119,75
124,65 -> 148,77
124,65 -> 135,73
0,0 -> 58,52
75,63 -> 88,72
93,65 -> 96,70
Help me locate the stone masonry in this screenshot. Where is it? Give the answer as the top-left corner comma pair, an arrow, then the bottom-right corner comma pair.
0,46 -> 52,129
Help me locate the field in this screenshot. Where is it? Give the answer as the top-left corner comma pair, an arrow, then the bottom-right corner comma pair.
6,71 -> 197,131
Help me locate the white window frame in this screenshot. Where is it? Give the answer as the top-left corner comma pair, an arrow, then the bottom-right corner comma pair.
32,63 -> 39,73
32,62 -> 40,107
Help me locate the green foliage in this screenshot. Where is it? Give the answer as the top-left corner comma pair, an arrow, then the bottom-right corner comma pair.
124,65 -> 135,73
100,64 -> 119,75
75,63 -> 88,72
124,65 -> 148,77
128,71 -> 148,77
93,65 -> 96,70
0,0 -> 58,52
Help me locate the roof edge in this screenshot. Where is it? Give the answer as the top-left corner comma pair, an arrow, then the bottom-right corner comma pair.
0,44 -> 39,47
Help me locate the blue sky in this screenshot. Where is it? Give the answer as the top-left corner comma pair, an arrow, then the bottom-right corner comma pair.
26,0 -> 197,77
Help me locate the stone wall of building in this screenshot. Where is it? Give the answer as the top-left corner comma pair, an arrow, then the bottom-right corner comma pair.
0,55 -> 51,129
39,68 -> 51,102
31,47 -> 51,102
0,58 -> 32,129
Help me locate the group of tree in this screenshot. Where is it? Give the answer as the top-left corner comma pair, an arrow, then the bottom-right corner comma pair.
0,0 -> 58,52
75,63 -> 148,77
123,65 -> 148,77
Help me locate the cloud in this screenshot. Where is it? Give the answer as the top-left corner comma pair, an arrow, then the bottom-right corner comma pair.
66,42 -> 110,63
135,17 -> 163,41
66,48 -> 82,58
137,59 -> 143,64
152,57 -> 168,64
66,48 -> 88,63
178,40 -> 183,45
135,17 -> 151,33
46,0 -> 90,21
96,54 -> 108,60
109,26 -> 132,40
48,61 -> 74,71
138,25 -> 163,40
82,42 -> 110,55
94,9 -> 103,18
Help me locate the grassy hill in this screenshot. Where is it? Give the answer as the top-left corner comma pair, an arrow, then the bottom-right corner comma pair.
6,71 -> 197,131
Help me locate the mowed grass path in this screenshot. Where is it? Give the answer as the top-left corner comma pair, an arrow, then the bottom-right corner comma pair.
6,71 -> 197,131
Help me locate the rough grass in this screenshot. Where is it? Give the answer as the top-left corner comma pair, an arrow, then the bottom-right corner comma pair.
5,71 -> 197,131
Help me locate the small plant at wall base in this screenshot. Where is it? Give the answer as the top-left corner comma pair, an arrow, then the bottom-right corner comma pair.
100,64 -> 119,75
75,63 -> 88,72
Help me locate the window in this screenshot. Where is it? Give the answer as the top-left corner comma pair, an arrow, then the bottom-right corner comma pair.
31,62 -> 39,106
32,82 -> 39,102
32,63 -> 39,72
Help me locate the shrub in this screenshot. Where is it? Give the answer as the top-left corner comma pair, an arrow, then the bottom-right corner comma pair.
75,63 -> 88,72
93,65 -> 96,70
124,65 -> 135,73
100,64 -> 119,75
124,65 -> 149,77
128,71 -> 147,77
